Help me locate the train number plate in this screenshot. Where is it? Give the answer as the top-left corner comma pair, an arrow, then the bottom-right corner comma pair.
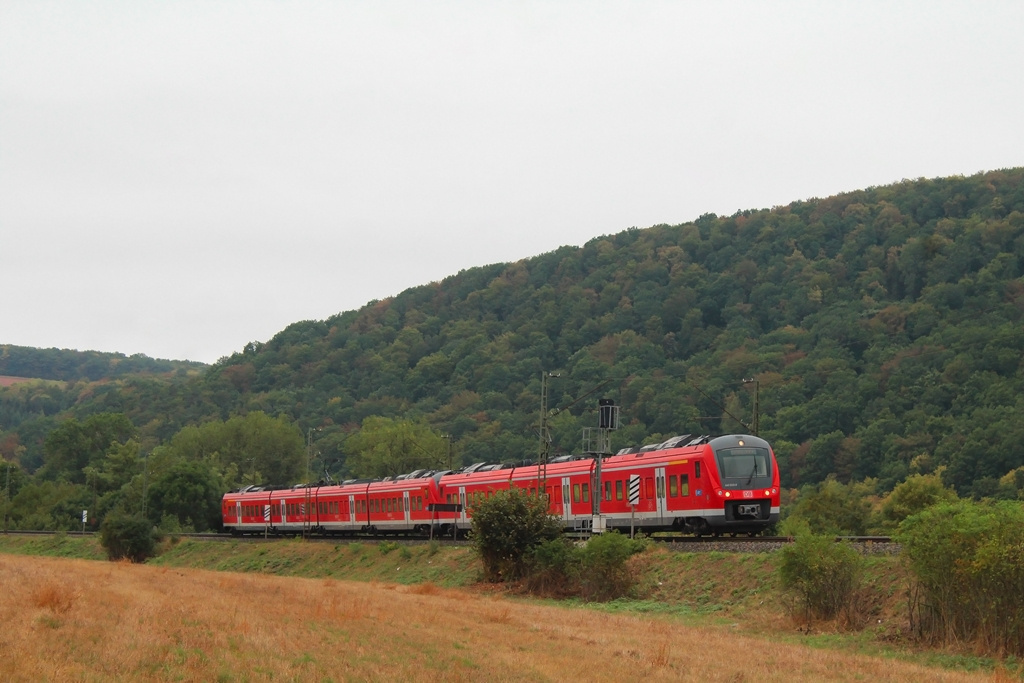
742,490 -> 754,499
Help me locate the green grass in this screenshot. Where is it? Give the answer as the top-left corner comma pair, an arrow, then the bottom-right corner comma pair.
147,538 -> 481,588
0,533 -> 106,560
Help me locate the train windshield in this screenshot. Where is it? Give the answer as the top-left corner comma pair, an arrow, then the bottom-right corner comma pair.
715,447 -> 772,482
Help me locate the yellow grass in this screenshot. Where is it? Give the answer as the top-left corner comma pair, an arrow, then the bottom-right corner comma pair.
0,554 -> 999,682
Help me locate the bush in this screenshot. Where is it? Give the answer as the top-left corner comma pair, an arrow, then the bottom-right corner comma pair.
99,512 -> 159,562
524,537 -> 579,596
899,499 -> 1024,656
781,477 -> 875,536
779,533 -> 865,626
578,531 -> 645,601
471,488 -> 561,582
875,472 -> 957,532
523,532 -> 646,601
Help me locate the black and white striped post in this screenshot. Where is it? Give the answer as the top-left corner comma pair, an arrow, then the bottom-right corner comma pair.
628,474 -> 640,538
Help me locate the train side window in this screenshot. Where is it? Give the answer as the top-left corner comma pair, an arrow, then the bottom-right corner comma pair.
680,474 -> 690,496
669,475 -> 678,497
615,480 -> 623,501
573,483 -> 580,503
646,478 -> 654,499
604,481 -> 612,501
582,483 -> 590,503
657,476 -> 665,499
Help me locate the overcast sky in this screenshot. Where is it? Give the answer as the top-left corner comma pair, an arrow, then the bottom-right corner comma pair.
2,2 -> 1022,364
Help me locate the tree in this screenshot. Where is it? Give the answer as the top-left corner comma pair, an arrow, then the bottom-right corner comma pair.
875,471 -> 957,531
162,412 -> 304,487
146,460 -> 224,532
780,477 -> 875,536
41,413 -> 136,484
100,511 -> 158,562
471,487 -> 562,582
345,417 -> 447,479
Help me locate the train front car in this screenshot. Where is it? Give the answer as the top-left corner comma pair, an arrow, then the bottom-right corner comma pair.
703,435 -> 780,534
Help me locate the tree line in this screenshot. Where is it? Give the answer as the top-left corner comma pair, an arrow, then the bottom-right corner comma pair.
1,169 -> 1024,531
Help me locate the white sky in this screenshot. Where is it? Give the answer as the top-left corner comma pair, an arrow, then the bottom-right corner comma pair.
2,1 -> 1022,364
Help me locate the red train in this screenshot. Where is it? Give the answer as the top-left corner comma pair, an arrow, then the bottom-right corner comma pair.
222,433 -> 780,537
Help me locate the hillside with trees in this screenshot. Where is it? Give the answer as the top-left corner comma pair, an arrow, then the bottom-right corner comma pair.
0,345 -> 206,382
2,168 -> 1024,532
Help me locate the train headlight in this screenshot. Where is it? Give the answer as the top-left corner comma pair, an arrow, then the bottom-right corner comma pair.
725,491 -> 731,498
765,490 -> 771,496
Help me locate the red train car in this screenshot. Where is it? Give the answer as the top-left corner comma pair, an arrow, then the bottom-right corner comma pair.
223,433 -> 780,537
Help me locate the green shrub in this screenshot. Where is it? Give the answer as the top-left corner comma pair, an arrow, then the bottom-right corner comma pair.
524,537 -> 579,596
99,512 -> 159,562
578,531 -> 646,601
782,477 -> 874,536
471,488 -> 561,582
779,533 -> 865,625
378,540 -> 400,555
875,472 -> 957,532
899,499 -> 1024,656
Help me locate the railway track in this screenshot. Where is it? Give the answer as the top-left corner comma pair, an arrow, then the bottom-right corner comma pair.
2,529 -> 899,553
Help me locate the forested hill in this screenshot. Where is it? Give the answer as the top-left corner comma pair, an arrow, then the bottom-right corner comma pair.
2,169 -> 1024,501
202,168 -> 1024,496
0,345 -> 206,382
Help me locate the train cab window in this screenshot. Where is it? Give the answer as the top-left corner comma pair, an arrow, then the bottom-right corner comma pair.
615,480 -> 623,501
695,462 -> 702,479
582,483 -> 590,503
573,483 -> 580,503
669,475 -> 678,497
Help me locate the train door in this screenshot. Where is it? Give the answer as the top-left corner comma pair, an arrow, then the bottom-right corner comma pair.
561,477 -> 572,525
458,486 -> 468,529
655,467 -> 668,523
348,495 -> 356,529
235,501 -> 242,529
403,491 -> 411,526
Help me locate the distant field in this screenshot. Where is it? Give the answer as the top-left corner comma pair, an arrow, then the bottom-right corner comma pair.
0,375 -> 35,387
0,552 -> 999,682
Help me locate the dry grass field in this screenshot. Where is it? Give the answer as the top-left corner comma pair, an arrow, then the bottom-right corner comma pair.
0,553 -> 1007,682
